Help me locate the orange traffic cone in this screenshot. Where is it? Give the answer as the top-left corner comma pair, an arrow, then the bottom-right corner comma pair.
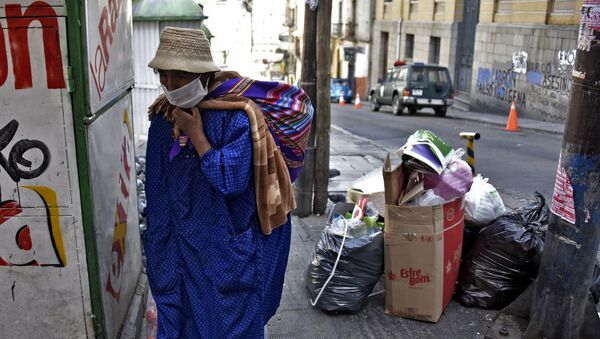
339,95 -> 345,106
354,94 -> 362,109
505,101 -> 520,132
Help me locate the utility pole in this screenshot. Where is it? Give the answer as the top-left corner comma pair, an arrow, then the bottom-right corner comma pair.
293,1 -> 318,217
524,2 -> 600,336
313,0 -> 332,214
348,0 -> 357,96
492,2 -> 600,338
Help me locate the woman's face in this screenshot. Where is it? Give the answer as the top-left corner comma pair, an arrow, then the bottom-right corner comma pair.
157,69 -> 211,91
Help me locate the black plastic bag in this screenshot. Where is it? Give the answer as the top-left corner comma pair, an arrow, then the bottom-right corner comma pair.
457,193 -> 549,309
592,264 -> 600,304
306,203 -> 384,313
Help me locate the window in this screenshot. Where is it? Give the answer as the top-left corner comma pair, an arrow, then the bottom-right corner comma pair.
409,0 -> 419,19
427,69 -> 449,83
552,0 -> 576,13
405,34 -> 415,59
398,68 -> 408,81
434,0 -> 445,18
380,32 -> 390,80
429,37 -> 441,65
384,0 -> 393,2
386,69 -> 394,82
411,68 -> 427,82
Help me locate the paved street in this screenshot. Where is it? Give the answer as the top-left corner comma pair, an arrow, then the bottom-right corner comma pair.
266,104 -> 571,338
331,103 -> 564,199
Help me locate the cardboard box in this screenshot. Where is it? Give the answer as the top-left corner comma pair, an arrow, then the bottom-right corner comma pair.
382,153 -> 464,322
383,198 -> 464,322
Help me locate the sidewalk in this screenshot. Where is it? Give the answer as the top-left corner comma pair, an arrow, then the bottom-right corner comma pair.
447,107 -> 565,135
266,126 -> 521,339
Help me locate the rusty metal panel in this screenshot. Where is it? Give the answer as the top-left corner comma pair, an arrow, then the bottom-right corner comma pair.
86,0 -> 135,114
0,10 -> 91,338
87,92 -> 142,339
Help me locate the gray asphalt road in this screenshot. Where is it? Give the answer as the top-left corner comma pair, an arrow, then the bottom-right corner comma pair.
331,103 -> 563,199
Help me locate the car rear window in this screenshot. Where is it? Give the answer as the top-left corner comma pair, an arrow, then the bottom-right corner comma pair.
427,69 -> 449,83
332,79 -> 349,86
411,67 -> 427,82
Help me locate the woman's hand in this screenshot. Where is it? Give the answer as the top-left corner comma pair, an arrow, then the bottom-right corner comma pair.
172,107 -> 212,156
173,107 -> 203,138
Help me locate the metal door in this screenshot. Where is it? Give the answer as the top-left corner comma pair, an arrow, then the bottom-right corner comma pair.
0,1 -> 91,337
456,0 -> 480,94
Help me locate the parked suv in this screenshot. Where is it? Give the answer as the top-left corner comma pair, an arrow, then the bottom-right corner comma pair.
369,63 -> 454,117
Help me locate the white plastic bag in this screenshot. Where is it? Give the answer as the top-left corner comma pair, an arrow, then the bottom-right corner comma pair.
412,189 -> 447,207
464,175 -> 506,225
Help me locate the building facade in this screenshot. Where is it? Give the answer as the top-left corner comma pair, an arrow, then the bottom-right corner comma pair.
331,0 -> 374,100
371,0 -> 466,90
471,0 -> 581,122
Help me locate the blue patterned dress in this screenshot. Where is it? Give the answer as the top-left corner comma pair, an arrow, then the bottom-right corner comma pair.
143,110 -> 291,338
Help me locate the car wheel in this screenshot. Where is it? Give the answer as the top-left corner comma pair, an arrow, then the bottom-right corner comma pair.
408,106 -> 417,115
434,106 -> 447,117
370,95 -> 380,112
392,95 -> 402,115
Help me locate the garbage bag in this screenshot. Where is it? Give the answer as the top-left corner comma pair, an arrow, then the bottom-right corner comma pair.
457,193 -> 549,309
464,175 -> 506,226
592,264 -> 600,304
423,158 -> 473,201
306,204 -> 384,313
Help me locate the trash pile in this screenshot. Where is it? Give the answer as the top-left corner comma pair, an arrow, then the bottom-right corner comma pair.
382,130 -> 472,323
307,130 -> 474,322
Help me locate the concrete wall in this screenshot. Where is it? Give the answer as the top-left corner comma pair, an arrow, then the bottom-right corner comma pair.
471,23 -> 578,122
371,20 -> 402,86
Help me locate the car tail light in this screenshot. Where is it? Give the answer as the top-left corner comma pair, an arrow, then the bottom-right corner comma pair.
449,89 -> 455,99
403,88 -> 410,97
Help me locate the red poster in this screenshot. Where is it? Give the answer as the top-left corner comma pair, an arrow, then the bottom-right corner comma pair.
551,165 -> 576,224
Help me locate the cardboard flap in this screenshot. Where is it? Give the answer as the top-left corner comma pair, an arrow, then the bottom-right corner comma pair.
383,153 -> 407,205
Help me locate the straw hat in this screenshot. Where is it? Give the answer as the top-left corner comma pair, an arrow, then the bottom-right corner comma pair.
148,27 -> 220,74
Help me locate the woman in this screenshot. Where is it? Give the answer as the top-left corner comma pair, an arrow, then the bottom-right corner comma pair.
143,27 -> 311,338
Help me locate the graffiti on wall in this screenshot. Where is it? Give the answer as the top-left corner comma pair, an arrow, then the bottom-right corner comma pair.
0,186 -> 66,267
475,67 -> 527,106
89,0 -> 125,100
0,2 -> 66,90
0,2 -> 68,268
105,110 -> 134,302
512,51 -> 528,74
0,120 -> 51,182
557,50 -> 576,74
0,119 -> 66,267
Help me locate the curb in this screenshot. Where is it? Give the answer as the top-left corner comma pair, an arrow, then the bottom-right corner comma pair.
331,125 -> 391,154
120,272 -> 148,339
447,110 -> 565,135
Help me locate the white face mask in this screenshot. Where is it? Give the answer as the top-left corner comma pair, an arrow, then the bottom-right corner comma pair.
161,77 -> 208,108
